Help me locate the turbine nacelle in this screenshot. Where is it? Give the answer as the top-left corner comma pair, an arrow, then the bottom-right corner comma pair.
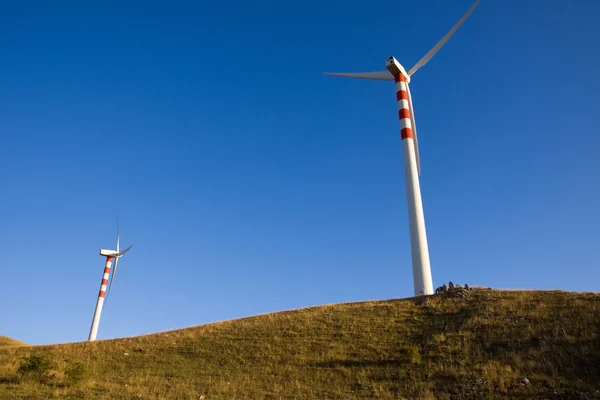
99,249 -> 118,257
385,57 -> 410,82
99,244 -> 133,258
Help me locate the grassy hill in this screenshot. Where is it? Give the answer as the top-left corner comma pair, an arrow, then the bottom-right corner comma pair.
0,288 -> 599,399
0,336 -> 26,348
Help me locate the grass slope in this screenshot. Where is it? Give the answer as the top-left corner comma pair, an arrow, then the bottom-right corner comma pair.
0,336 -> 26,348
1,289 -> 599,399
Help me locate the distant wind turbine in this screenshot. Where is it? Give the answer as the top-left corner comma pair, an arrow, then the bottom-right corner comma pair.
88,216 -> 133,342
325,0 -> 480,296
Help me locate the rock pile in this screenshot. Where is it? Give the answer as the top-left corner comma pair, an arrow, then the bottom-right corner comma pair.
434,281 -> 471,298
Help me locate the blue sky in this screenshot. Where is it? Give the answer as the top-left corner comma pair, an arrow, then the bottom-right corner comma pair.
1,0 -> 599,345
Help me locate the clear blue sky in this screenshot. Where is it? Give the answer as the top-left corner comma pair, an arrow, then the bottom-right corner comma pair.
1,0 -> 599,345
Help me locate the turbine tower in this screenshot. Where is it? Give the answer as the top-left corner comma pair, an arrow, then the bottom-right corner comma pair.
325,0 -> 479,296
88,217 -> 133,342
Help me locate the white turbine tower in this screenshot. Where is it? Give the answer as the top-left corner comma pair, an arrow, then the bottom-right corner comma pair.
325,0 -> 479,296
88,216 -> 133,342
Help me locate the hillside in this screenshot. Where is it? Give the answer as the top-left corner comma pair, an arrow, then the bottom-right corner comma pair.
0,336 -> 26,348
0,289 -> 599,399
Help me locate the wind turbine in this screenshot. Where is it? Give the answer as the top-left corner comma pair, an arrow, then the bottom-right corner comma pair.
88,216 -> 133,342
324,0 -> 479,296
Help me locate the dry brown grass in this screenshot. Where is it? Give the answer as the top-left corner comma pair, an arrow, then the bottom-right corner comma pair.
1,289 -> 599,399
0,336 -> 27,348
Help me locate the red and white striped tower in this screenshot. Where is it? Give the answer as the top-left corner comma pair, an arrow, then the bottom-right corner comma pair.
88,256 -> 114,341
392,70 -> 433,296
88,217 -> 132,342
323,0 -> 479,297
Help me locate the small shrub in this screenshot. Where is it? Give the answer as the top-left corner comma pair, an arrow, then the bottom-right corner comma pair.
64,360 -> 86,384
404,345 -> 422,365
17,354 -> 52,382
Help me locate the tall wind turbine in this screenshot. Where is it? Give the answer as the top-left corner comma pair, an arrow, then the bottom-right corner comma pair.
325,0 -> 479,296
88,217 -> 133,342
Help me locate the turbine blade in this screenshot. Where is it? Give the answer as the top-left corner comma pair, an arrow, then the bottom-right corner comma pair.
105,244 -> 132,304
323,71 -> 394,81
116,244 -> 133,257
105,256 -> 118,304
408,0 -> 480,76
116,214 -> 120,254
406,83 -> 421,176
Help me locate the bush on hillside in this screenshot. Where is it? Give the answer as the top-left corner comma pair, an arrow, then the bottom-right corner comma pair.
17,354 -> 52,382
